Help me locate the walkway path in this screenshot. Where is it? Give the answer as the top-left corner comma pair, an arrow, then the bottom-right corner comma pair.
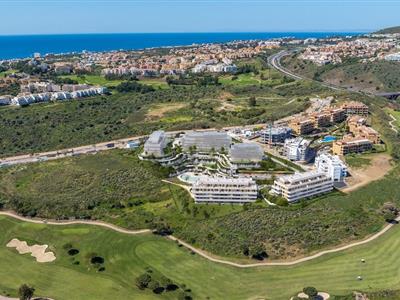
1,211 -> 399,268
0,211 -> 151,235
389,114 -> 399,134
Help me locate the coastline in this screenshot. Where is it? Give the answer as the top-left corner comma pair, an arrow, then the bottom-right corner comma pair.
0,31 -> 364,60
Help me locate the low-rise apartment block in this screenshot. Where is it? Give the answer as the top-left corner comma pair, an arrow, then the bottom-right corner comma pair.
311,112 -> 331,128
260,126 -> 292,144
143,130 -> 168,157
182,131 -> 232,152
328,108 -> 347,123
341,101 -> 369,116
347,116 -> 381,144
315,153 -> 347,182
191,176 -> 258,204
347,115 -> 367,132
270,171 -> 333,202
289,118 -> 315,135
332,136 -> 373,155
229,143 -> 264,168
284,137 -> 313,162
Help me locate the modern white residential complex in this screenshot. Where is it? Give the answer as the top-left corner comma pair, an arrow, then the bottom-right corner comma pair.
260,126 -> 292,144
284,137 -> 313,162
270,171 -> 333,202
181,131 -> 232,152
191,176 -> 258,204
315,153 -> 348,182
229,143 -> 264,168
143,130 -> 168,157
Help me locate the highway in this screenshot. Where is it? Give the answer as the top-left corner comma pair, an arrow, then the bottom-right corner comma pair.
268,50 -> 353,92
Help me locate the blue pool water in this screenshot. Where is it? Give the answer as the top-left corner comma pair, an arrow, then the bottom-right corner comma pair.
322,136 -> 337,143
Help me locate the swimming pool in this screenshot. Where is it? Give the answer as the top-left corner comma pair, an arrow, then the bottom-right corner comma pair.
321,136 -> 337,143
178,172 -> 200,184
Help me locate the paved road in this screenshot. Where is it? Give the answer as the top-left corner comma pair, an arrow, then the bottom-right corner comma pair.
1,211 -> 399,268
1,123 -> 276,167
268,50 -> 368,94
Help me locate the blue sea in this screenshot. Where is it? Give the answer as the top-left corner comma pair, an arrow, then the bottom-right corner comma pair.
0,32 -> 364,60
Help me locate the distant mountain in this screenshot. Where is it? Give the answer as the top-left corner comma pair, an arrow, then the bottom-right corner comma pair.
375,26 -> 400,34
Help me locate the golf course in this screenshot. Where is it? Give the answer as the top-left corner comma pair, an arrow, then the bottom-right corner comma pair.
1,214 -> 400,300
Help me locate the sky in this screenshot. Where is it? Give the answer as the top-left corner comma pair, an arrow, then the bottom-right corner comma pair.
1,0 -> 400,35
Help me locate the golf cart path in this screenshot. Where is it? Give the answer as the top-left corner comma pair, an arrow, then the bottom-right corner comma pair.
1,211 -> 399,268
389,114 -> 399,134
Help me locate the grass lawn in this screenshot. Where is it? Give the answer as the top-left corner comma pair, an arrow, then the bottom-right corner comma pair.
139,78 -> 169,89
0,69 -> 17,78
60,75 -> 124,87
219,73 -> 261,86
1,215 -> 400,300
345,154 -> 372,168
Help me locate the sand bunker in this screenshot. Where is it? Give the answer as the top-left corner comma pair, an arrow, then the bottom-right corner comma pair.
6,238 -> 56,263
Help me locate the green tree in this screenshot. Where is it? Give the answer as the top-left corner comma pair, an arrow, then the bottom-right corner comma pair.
135,273 -> 152,289
18,284 -> 35,300
303,286 -> 318,298
248,96 -> 257,107
148,280 -> 160,291
248,243 -> 267,260
381,202 -> 398,222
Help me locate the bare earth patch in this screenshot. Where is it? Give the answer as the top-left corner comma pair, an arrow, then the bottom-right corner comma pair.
342,153 -> 393,193
145,103 -> 187,120
6,238 -> 56,263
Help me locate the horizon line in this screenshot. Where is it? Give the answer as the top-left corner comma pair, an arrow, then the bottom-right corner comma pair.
0,30 -> 373,37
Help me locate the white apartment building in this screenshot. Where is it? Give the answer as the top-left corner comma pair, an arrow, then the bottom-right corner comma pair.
260,126 -> 292,144
270,171 -> 333,203
385,52 -> 400,61
10,87 -> 107,106
284,137 -> 313,162
182,131 -> 232,152
314,153 -> 348,182
143,130 -> 168,157
191,176 -> 258,204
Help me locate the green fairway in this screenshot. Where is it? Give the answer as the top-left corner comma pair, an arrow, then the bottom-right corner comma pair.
1,215 -> 400,300
219,73 -> 262,85
60,75 -> 124,87
139,78 -> 169,89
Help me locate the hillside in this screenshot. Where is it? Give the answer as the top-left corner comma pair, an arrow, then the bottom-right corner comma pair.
282,56 -> 400,93
375,26 -> 400,34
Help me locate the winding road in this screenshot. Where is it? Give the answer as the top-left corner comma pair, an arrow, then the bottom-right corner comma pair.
1,210 -> 399,268
268,50 -> 372,95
